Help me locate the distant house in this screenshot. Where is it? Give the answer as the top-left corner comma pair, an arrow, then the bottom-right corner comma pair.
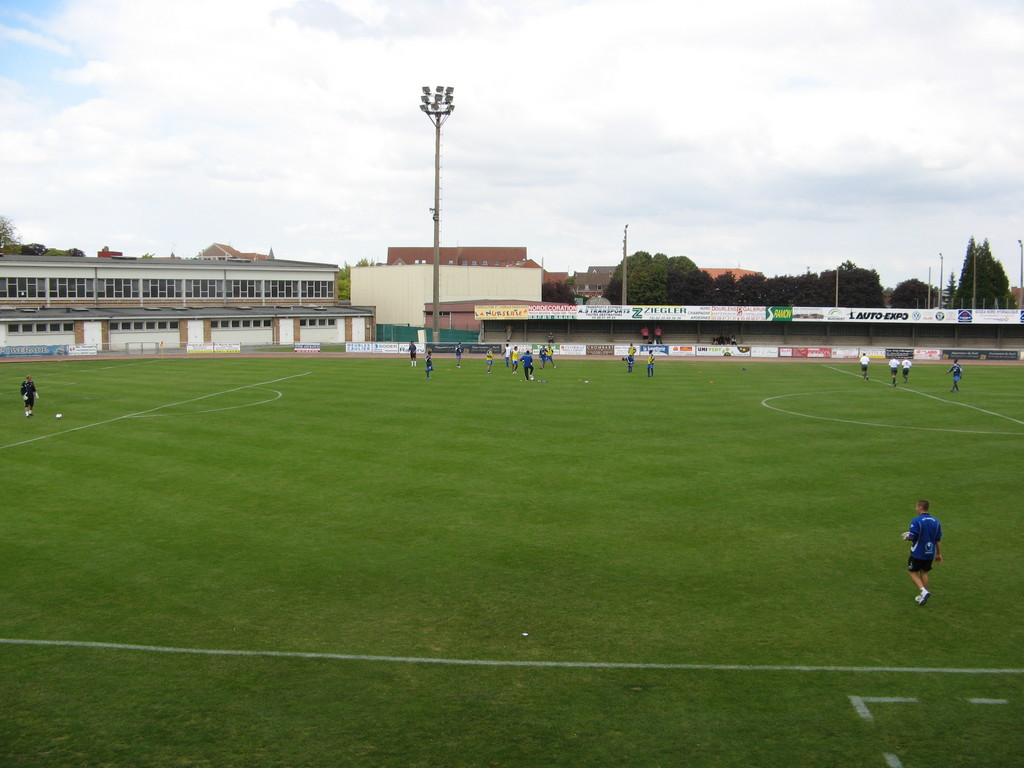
387,246 -> 537,269
199,243 -> 275,261
572,266 -> 616,299
702,268 -> 760,280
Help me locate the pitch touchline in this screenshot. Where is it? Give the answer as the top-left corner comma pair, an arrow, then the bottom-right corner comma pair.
0,372 -> 311,450
0,639 -> 1020,675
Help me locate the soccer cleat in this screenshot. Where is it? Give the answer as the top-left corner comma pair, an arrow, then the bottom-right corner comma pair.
918,591 -> 930,606
914,595 -> 923,604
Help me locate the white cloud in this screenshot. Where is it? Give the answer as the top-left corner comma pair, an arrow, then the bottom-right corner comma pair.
0,0 -> 1022,286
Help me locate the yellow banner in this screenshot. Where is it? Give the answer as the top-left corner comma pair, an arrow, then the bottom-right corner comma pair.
474,305 -> 530,319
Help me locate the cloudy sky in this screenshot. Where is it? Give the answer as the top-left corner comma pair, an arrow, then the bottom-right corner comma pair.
2,0 -> 1022,289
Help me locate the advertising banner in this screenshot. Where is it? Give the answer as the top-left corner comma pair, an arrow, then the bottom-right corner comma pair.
884,348 -> 914,359
294,343 -> 321,353
941,349 -> 1020,361
576,305 -> 633,319
709,307 -> 765,322
0,344 -> 67,358
68,344 -> 99,356
668,345 -> 697,356
694,345 -> 751,357
474,305 -> 530,319
779,347 -> 832,358
767,307 -> 793,321
626,306 -> 712,321
525,304 -> 578,320
187,343 -> 240,353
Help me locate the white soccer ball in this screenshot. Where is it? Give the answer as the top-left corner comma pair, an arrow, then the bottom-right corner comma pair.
55,413 -> 63,420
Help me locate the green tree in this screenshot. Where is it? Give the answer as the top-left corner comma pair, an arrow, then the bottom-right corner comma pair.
889,278 -> 931,308
822,261 -> 885,307
0,215 -> 19,248
669,267 -> 714,304
541,280 -> 576,303
606,252 -> 687,304
951,237 -> 1014,309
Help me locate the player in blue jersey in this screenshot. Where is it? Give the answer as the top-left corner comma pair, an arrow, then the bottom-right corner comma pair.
521,349 -> 534,380
947,360 -> 962,392
424,349 -> 433,379
455,342 -> 463,368
902,499 -> 942,606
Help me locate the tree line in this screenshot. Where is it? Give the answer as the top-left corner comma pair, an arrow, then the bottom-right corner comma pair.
541,238 -> 1017,309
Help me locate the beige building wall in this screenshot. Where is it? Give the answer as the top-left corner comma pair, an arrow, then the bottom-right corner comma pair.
351,264 -> 541,326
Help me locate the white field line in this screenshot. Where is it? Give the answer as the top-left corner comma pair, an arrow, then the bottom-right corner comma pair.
0,372 -> 310,450
849,695 -> 918,720
1,638 -> 1021,674
760,392 -> 1024,436
824,364 -> 1024,427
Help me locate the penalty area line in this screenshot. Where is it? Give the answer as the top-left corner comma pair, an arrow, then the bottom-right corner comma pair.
1,638 -> 1021,675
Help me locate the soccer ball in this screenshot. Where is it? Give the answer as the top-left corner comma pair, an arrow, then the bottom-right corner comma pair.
55,413 -> 63,420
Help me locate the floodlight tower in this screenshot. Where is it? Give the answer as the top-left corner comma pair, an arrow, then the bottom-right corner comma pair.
622,225 -> 628,305
420,85 -> 455,343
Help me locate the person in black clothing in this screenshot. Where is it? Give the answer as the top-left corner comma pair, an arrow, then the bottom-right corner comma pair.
21,375 -> 38,417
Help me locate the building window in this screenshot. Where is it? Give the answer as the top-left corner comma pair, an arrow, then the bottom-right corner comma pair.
210,319 -> 272,329
0,277 -> 46,298
142,279 -> 181,298
227,280 -> 261,299
49,277 -> 92,298
109,321 -> 180,331
185,279 -> 222,298
299,318 -> 335,327
8,322 -> 74,334
264,280 -> 298,299
301,281 -> 334,299
97,279 -> 139,298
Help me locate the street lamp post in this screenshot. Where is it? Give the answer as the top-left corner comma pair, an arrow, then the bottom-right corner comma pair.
419,86 -> 455,343
622,225 -> 628,305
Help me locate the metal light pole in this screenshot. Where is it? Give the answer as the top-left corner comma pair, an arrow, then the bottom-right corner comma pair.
622,225 -> 628,305
939,253 -> 943,308
420,86 -> 455,343
1018,239 -> 1023,309
834,266 -> 839,307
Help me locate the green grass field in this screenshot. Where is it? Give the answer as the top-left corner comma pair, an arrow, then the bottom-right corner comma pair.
2,354 -> 1021,767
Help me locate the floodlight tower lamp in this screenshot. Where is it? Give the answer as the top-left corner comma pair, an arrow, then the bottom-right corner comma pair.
419,85 -> 455,342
